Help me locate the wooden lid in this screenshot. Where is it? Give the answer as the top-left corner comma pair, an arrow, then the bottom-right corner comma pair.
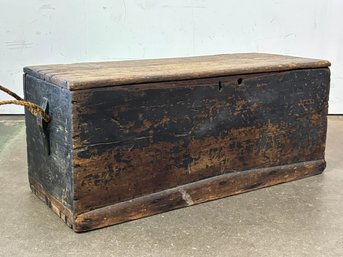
24,53 -> 330,91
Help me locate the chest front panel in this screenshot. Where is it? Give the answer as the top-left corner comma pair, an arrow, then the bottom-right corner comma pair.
71,68 -> 330,213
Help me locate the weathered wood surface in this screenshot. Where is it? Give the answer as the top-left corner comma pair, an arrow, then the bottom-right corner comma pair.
24,75 -> 74,210
73,160 -> 326,232
71,68 -> 329,214
23,53 -> 331,232
30,176 -> 74,228
29,159 -> 326,232
23,53 -> 330,90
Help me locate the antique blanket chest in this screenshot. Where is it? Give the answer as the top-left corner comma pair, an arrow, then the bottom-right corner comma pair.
23,53 -> 331,232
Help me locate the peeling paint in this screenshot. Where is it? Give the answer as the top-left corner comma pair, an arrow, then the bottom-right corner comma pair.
179,189 -> 194,205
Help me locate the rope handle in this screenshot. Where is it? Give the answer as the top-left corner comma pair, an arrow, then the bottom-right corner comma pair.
0,84 -> 50,123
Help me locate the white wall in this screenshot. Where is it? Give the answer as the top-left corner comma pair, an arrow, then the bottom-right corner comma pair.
0,0 -> 342,114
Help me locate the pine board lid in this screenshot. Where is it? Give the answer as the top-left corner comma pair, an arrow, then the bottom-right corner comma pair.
24,53 -> 331,91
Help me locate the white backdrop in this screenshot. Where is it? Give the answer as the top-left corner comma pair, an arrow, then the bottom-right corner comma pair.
0,0 -> 342,114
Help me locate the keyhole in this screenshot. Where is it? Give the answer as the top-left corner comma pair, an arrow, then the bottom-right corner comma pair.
218,81 -> 223,92
237,78 -> 243,85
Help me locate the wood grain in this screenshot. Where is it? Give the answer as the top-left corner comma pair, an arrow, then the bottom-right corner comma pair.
23,53 -> 331,232
24,75 -> 74,210
71,69 -> 329,213
28,159 -> 326,232
30,176 -> 74,228
24,53 -> 330,90
73,159 -> 326,232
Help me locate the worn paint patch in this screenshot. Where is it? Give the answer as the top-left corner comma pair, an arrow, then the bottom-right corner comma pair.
70,69 -> 330,213
179,189 -> 194,205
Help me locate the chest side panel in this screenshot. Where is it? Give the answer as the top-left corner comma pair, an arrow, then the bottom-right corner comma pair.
71,68 -> 330,213
24,75 -> 74,211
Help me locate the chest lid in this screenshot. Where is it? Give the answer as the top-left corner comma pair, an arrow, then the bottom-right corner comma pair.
24,53 -> 330,91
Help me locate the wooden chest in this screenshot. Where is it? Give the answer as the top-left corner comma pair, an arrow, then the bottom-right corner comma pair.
23,53 -> 331,232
